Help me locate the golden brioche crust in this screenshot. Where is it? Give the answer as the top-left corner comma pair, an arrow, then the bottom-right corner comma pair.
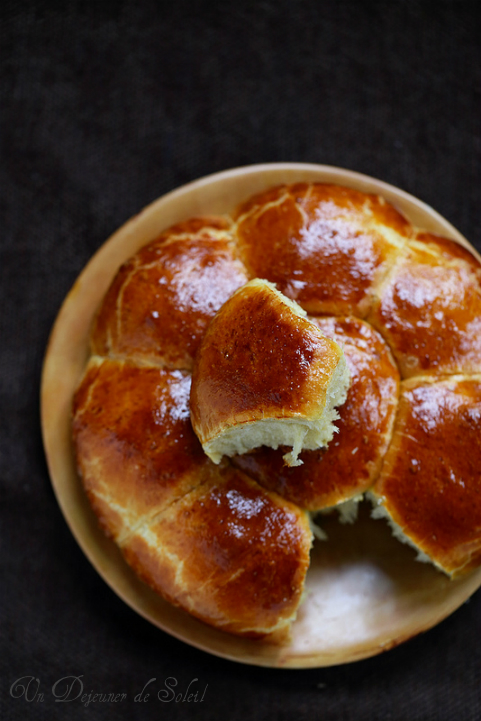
367,237 -> 481,378
415,231 -> 481,270
233,316 -> 399,510
234,183 -> 410,317
122,466 -> 312,638
91,217 -> 248,371
72,354 -> 313,638
72,357 -> 211,542
370,375 -> 481,577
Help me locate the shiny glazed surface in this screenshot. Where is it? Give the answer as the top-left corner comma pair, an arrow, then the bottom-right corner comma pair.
122,467 -> 312,637
233,317 -> 399,509
72,357 -> 210,541
373,376 -> 481,576
91,217 -> 247,371
368,236 -> 481,378
235,183 -> 410,317
72,357 -> 313,637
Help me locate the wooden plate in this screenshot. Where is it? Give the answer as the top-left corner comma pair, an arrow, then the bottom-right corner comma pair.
41,163 -> 481,668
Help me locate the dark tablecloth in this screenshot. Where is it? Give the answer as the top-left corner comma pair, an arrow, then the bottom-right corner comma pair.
2,2 -> 481,719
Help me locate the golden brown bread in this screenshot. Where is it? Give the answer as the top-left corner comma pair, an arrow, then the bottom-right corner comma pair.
234,183 -> 410,317
122,466 -> 312,638
91,216 -> 248,371
72,181 -> 481,640
233,316 -> 399,510
73,355 -> 313,637
72,357 -> 212,542
367,234 -> 481,378
190,278 -> 350,467
369,375 -> 481,577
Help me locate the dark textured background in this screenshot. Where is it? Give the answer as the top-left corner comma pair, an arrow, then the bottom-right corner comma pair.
2,1 -> 481,719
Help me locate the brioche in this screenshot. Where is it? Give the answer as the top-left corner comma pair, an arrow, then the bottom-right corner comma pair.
72,181 -> 481,641
73,355 -> 313,638
367,233 -> 481,378
72,357 -> 211,542
91,216 -> 248,371
369,375 -> 481,577
190,279 -> 350,467
234,183 -> 409,317
233,316 -> 399,511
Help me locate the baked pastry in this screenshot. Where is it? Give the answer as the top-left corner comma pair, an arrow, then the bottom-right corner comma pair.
367,232 -> 481,378
91,217 -> 248,371
234,183 -> 410,317
73,356 -> 313,638
72,181 -> 481,640
233,316 -> 399,512
190,278 -> 350,467
369,375 -> 481,577
73,357 -> 212,542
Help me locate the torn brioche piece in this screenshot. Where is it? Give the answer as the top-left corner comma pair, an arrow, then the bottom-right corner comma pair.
190,278 -> 350,467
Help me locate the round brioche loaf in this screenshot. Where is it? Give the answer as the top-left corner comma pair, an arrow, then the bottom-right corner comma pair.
72,182 -> 481,641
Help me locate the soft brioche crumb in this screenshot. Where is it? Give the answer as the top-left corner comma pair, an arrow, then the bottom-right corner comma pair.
191,278 -> 351,467
281,352 -> 349,467
336,495 -> 364,524
322,494 -> 364,524
366,491 -> 442,570
203,353 -> 349,467
315,494 -> 363,526
308,512 -> 328,541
